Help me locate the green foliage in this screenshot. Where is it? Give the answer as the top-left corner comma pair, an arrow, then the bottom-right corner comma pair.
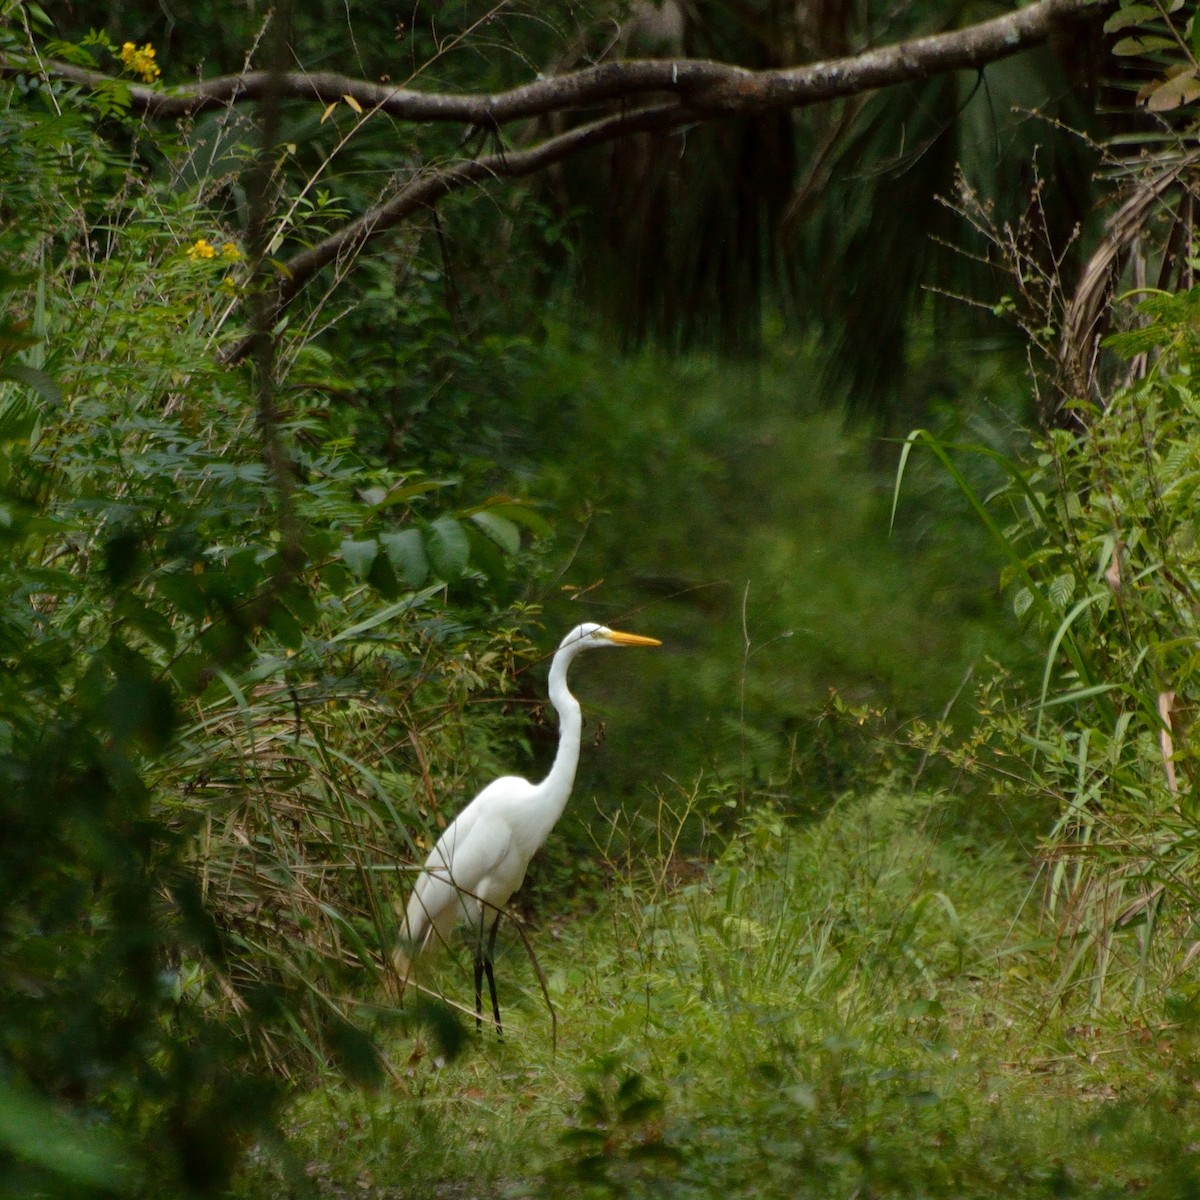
253,787 -> 1200,1199
512,326 -> 1031,824
550,1059 -> 682,1197
43,0 -> 1102,417
11,8 -> 1197,1200
0,38 -> 546,1196
1104,0 -> 1200,114
897,282 -> 1200,1008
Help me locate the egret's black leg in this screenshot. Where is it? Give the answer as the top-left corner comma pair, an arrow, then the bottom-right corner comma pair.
484,911 -> 503,1038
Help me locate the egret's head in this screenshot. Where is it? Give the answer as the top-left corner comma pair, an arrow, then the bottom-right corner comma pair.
560,622 -> 662,652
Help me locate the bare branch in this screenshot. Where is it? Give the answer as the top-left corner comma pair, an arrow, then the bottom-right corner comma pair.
13,0 -> 1100,127
220,101 -> 687,362
16,0 -> 1106,362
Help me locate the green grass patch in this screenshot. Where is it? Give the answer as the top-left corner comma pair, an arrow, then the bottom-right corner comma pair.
237,788 -> 1200,1198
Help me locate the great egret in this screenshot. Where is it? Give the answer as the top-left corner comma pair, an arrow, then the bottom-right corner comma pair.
396,622 -> 661,1034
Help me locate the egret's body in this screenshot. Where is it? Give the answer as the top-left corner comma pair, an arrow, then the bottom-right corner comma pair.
397,623 -> 660,1032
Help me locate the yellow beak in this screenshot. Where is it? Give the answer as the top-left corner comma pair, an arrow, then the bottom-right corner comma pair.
605,629 -> 662,647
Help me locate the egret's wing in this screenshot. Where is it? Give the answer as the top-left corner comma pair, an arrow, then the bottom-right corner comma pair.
403,777 -> 529,949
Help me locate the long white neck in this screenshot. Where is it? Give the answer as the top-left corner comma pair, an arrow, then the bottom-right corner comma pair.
536,643 -> 584,826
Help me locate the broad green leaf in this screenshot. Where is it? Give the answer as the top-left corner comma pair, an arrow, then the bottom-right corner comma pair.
105,645 -> 177,752
156,572 -> 209,620
283,582 -> 319,625
0,393 -> 37,442
1049,573 -> 1077,608
1113,34 -> 1177,54
426,516 -> 470,580
367,548 -> 401,599
1,361 -> 61,405
470,509 -> 521,555
487,499 -> 552,537
471,498 -> 552,537
465,524 -> 507,583
363,479 -> 450,511
1103,5 -> 1158,33
379,528 -> 429,586
328,584 -> 442,643
339,536 -> 378,578
267,601 -> 304,648
0,1081 -> 124,1188
116,594 -> 177,654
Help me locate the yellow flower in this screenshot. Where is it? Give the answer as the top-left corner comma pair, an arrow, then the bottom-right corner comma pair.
186,238 -> 216,261
119,41 -> 161,84
220,242 -> 242,261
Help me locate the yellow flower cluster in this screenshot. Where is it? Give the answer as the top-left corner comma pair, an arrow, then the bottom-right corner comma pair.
120,41 -> 161,84
186,238 -> 216,261
186,239 -> 242,263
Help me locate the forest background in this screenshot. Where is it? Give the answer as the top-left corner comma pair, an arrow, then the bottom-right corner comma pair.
4,0 -> 1200,1196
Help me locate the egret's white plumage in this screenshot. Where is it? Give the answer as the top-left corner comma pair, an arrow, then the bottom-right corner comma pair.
396,622 -> 660,1031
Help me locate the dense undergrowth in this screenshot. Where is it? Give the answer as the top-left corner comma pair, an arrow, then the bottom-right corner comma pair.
6,5 -> 1200,1197
514,326 -> 1035,812
239,789 -> 1200,1199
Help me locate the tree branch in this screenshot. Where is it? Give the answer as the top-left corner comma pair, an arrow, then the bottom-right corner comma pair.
16,0 -> 1106,363
220,101 -> 689,363
15,0 -> 1100,127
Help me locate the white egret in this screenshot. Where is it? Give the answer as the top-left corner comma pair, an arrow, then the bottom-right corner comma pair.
396,622 -> 661,1034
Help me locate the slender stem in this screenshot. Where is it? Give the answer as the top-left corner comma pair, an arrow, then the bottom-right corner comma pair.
243,1 -> 305,618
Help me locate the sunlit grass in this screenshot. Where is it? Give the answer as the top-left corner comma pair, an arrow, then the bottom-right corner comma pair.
237,786 -> 1200,1198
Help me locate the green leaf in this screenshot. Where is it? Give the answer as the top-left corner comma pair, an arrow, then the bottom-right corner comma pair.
339,536 -> 379,578
618,1096 -> 664,1124
470,509 -> 521,555
1113,34 -> 1177,54
408,996 -> 468,1063
1049,573 -> 1077,608
627,1142 -> 685,1163
105,645 -> 177,752
327,585 -> 442,644
426,516 -> 470,580
103,527 -> 144,587
116,594 -> 177,654
1,361 -> 61,405
363,479 -> 450,511
379,528 -> 429,586
0,1081 -> 124,1189
476,499 -> 552,537
367,548 -> 401,599
283,582 -> 319,625
0,393 -> 38,442
267,601 -> 304,648
156,572 -> 210,620
1103,5 -> 1159,33
465,524 -> 507,583
560,1128 -> 609,1149
326,1016 -> 385,1088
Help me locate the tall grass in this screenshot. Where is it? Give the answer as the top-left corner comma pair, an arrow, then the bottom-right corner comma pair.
241,783 -> 1200,1199
148,606 -> 539,1076
894,290 -> 1200,1007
